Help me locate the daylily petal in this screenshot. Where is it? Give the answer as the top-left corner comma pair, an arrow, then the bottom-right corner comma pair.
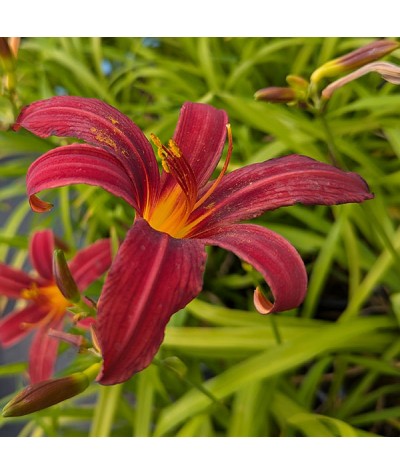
28,320 -> 63,383
0,263 -> 34,298
201,223 -> 307,313
29,229 -> 54,281
188,155 -> 374,236
96,217 -> 206,385
0,304 -> 47,346
68,238 -> 112,291
14,96 -> 159,213
160,102 -> 228,195
27,144 -> 137,211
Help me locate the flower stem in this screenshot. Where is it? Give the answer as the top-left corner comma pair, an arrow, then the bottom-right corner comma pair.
269,313 -> 283,345
89,383 -> 123,437
318,114 -> 345,169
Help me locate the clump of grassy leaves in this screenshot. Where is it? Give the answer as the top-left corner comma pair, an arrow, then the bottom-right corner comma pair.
0,37 -> 399,436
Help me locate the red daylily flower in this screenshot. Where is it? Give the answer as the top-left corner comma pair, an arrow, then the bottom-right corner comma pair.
13,97 -> 373,384
0,229 -> 112,383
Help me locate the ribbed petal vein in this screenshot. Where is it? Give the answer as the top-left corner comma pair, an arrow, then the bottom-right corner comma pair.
160,102 -> 228,196
0,263 -> 34,298
14,96 -> 159,213
189,155 -> 373,236
27,144 -> 137,211
28,320 -> 63,383
96,217 -> 206,385
68,238 -> 112,291
29,229 -> 54,281
0,305 -> 47,347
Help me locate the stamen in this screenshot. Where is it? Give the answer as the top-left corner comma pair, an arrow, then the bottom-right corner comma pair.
193,124 -> 232,211
150,133 -> 198,212
168,139 -> 182,157
21,283 -> 40,300
147,125 -> 233,238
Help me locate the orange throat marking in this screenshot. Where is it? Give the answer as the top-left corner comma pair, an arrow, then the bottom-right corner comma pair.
144,124 -> 232,238
20,282 -> 72,329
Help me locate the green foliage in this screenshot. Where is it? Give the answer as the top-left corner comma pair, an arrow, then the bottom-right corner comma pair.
1,37 -> 400,437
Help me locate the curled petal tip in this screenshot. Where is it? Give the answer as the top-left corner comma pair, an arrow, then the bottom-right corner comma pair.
254,287 -> 274,314
29,195 -> 53,213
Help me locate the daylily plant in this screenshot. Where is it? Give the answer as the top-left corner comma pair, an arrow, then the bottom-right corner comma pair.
0,229 -> 111,383
13,97 -> 373,384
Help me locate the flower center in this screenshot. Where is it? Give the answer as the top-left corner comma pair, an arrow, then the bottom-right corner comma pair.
144,124 -> 232,238
20,282 -> 72,329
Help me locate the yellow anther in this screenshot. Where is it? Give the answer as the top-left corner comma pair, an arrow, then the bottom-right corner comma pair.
161,158 -> 170,173
168,139 -> 182,158
157,148 -> 168,160
20,283 -> 39,300
150,133 -> 163,148
150,133 -> 170,162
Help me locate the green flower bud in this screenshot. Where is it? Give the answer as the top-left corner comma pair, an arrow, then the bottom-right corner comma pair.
286,74 -> 309,89
53,249 -> 80,303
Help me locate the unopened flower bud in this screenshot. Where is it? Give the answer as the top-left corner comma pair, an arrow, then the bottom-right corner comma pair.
286,74 -> 309,90
0,38 -> 13,61
2,373 -> 90,417
322,61 -> 400,100
254,86 -> 297,103
53,249 -> 80,303
0,38 -> 19,59
311,39 -> 399,84
0,37 -> 19,93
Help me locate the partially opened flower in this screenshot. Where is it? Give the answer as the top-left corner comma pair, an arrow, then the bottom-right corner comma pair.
13,97 -> 373,384
0,229 -> 112,383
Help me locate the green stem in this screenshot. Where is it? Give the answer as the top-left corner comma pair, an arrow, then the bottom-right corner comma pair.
153,359 -> 228,413
89,383 -> 123,437
269,313 -> 283,345
319,114 -> 345,169
59,187 -> 74,247
83,362 -> 102,381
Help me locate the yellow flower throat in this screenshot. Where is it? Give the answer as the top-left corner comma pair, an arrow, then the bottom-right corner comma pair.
144,124 -> 232,238
20,283 -> 71,329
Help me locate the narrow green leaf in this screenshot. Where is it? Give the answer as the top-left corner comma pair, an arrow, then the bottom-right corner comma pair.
154,317 -> 395,435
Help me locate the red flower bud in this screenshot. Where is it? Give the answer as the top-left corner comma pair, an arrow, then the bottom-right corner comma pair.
254,86 -> 297,103
2,363 -> 101,417
2,373 -> 89,417
311,39 -> 399,84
